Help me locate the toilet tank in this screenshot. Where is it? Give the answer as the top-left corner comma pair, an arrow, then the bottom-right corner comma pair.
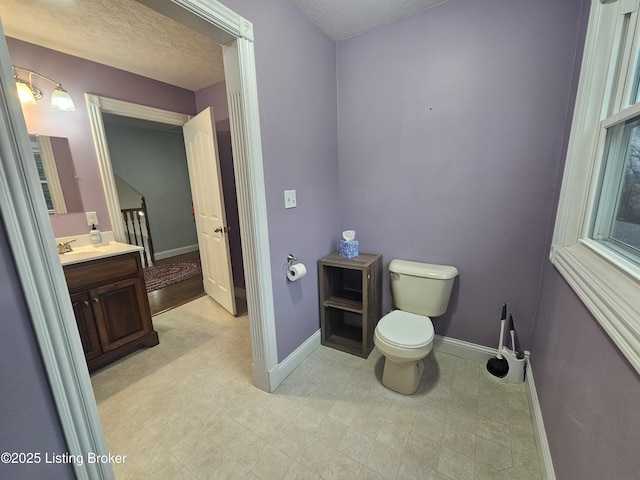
389,259 -> 458,317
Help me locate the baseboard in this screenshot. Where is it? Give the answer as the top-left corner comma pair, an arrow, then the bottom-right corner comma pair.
269,329 -> 321,391
433,334 -> 496,363
154,244 -> 199,260
525,360 -> 556,480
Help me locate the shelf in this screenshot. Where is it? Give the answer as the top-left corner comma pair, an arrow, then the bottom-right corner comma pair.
318,252 -> 382,358
323,294 -> 363,313
324,324 -> 363,357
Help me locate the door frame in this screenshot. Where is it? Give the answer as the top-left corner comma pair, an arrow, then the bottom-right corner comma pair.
86,94 -> 191,244
0,2 -> 277,479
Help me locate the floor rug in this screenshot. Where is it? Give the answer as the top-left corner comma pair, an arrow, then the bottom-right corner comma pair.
144,261 -> 202,292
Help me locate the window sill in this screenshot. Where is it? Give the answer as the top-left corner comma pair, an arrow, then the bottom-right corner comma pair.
550,242 -> 640,373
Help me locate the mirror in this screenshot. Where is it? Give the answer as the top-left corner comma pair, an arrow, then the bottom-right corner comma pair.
28,134 -> 83,214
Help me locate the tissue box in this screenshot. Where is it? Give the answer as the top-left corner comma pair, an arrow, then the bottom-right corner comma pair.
338,240 -> 359,258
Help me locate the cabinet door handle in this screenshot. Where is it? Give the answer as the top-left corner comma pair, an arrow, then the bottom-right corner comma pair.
93,297 -> 99,304
83,300 -> 90,307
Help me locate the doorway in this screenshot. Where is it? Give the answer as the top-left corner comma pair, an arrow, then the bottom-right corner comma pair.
0,2 -> 278,478
100,109 -> 247,316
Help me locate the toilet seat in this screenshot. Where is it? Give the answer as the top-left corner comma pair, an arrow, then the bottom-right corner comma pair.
376,310 -> 434,349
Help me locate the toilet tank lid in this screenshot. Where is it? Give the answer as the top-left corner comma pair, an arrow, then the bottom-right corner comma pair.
389,259 -> 458,279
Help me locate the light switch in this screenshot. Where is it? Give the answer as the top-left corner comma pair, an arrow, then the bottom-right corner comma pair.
284,190 -> 297,209
86,211 -> 98,226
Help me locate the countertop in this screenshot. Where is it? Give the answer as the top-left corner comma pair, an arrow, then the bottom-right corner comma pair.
58,241 -> 143,266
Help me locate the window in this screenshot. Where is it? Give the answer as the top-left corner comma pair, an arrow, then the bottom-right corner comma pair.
32,147 -> 55,213
590,104 -> 640,264
551,0 -> 640,373
29,134 -> 67,214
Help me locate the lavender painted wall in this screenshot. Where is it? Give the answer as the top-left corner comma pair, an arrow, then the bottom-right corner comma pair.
196,81 -> 229,121
533,265 -> 640,479
336,0 -> 585,351
0,225 -> 72,480
7,38 -> 197,238
219,0 -> 339,361
530,4 -> 640,478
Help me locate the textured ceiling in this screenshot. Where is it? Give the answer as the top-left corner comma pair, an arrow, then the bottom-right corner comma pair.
0,0 -> 225,91
292,0 -> 448,40
0,0 -> 447,91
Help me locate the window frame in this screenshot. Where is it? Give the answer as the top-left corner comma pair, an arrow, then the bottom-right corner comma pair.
590,103 -> 640,262
551,0 -> 640,374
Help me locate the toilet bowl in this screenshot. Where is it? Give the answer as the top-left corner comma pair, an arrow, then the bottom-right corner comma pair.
374,259 -> 457,395
374,310 -> 434,394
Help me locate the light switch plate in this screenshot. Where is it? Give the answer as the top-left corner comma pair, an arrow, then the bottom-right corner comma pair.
86,211 -> 98,226
284,190 -> 297,209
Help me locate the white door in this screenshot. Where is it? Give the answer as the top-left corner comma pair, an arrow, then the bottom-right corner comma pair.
183,107 -> 236,315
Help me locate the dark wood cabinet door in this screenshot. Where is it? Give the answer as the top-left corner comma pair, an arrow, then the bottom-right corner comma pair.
90,277 -> 151,353
70,292 -> 102,361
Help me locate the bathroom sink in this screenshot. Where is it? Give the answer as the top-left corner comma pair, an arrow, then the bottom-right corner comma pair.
59,242 -> 143,266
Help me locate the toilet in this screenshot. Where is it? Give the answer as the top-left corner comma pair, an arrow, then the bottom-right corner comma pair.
374,259 -> 458,395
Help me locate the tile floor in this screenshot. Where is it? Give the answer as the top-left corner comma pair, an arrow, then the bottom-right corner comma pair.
91,296 -> 542,480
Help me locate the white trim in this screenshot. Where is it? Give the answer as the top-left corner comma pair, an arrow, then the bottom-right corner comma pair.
551,245 -> 640,370
601,96 -> 640,127
154,243 -> 199,260
85,94 -> 190,243
270,330 -> 321,386
0,25 -> 113,480
550,0 -> 640,375
223,39 -> 279,392
0,2 -> 277,479
526,361 -> 556,480
433,334 -> 496,363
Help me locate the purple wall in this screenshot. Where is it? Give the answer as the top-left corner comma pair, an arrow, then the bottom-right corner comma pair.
531,3 -> 640,478
219,0 -> 339,361
336,0 -> 585,351
7,38 -> 197,238
0,225 -> 73,480
4,2 -> 639,478
196,81 -> 229,121
533,265 -> 640,479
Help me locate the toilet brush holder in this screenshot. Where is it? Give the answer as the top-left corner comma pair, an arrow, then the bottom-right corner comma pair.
495,347 -> 526,384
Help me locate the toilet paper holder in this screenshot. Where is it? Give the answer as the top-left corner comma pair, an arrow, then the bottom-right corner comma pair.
286,254 -> 307,281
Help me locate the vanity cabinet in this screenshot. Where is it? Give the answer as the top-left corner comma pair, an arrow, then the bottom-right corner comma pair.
318,252 -> 382,358
64,251 -> 159,372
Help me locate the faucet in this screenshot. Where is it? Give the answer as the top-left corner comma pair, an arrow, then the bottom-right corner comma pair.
57,239 -> 76,254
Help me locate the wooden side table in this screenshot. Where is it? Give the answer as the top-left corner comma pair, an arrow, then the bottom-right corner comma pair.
318,252 -> 382,358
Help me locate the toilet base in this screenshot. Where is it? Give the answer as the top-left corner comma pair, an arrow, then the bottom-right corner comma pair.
381,357 -> 425,395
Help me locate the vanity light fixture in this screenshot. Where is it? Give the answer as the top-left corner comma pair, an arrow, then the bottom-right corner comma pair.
12,66 -> 76,112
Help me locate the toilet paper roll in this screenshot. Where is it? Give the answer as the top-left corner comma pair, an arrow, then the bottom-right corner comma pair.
287,263 -> 307,281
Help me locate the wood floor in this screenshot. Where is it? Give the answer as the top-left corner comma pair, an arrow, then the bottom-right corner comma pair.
146,251 -> 205,316
146,250 -> 247,317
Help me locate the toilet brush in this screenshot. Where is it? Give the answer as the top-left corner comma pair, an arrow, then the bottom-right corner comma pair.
509,315 -> 516,353
486,303 -> 509,378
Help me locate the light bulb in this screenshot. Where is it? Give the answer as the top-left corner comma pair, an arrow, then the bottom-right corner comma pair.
51,86 -> 76,111
15,80 -> 36,104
